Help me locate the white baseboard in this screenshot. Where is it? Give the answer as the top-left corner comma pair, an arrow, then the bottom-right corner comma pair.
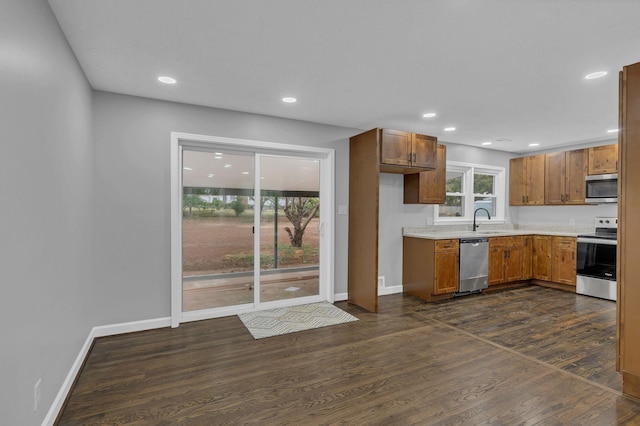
334,292 -> 348,301
378,285 -> 403,296
92,317 -> 171,338
42,317 -> 171,426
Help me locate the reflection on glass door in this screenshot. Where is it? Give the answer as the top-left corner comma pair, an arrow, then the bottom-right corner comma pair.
182,149 -> 255,311
259,156 -> 320,303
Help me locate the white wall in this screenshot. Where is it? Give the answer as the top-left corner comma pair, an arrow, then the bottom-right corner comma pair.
91,91 -> 358,325
0,0 -> 94,424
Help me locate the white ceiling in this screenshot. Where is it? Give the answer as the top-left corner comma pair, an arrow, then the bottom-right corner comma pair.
49,0 -> 640,153
183,150 -> 319,191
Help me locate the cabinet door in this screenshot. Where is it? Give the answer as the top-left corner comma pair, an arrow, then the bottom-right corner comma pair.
522,236 -> 533,279
526,155 -> 546,205
505,246 -> 523,282
589,144 -> 618,175
434,251 -> 459,294
565,149 -> 587,204
411,133 -> 437,169
380,129 -> 411,166
552,237 -> 577,285
488,238 -> 507,285
545,152 -> 566,205
404,144 -> 446,204
532,235 -> 552,280
509,157 -> 526,206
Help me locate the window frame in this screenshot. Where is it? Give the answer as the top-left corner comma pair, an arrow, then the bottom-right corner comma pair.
435,161 -> 506,224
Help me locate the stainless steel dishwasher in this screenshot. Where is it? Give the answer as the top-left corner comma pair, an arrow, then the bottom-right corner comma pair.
458,237 -> 489,294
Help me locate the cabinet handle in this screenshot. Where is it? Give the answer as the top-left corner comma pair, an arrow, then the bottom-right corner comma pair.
616,160 -> 618,170
526,195 -> 529,203
522,196 -> 525,203
408,153 -> 412,163
561,194 -> 564,202
413,152 -> 417,163
566,194 -> 569,202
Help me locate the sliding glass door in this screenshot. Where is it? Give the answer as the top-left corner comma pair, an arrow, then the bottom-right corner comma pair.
179,147 -> 325,316
259,155 -> 320,303
182,149 -> 255,311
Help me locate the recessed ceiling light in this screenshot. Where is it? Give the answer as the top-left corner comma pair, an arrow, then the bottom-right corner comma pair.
482,142 -> 492,146
241,171 -> 249,175
207,174 -> 214,178
444,127 -> 456,132
607,128 -> 619,133
214,156 -> 222,159
585,71 -> 607,80
214,152 -> 223,155
183,167 -> 192,170
158,76 -> 177,84
282,97 -> 297,103
422,112 -> 436,118
224,164 -> 232,168
529,143 -> 540,147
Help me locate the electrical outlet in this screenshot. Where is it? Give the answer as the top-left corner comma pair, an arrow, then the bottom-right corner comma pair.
34,378 -> 42,412
378,276 -> 385,288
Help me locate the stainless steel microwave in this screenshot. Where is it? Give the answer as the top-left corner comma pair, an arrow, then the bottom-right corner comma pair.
585,174 -> 618,204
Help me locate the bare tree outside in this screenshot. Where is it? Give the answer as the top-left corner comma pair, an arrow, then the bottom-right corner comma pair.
283,197 -> 319,247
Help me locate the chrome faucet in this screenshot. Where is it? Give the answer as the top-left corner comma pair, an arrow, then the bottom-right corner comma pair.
473,208 -> 491,231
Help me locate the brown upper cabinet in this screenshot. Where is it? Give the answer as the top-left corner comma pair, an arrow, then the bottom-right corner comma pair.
588,144 -> 618,175
509,155 -> 545,205
544,149 -> 587,205
380,129 -> 437,173
403,144 -> 446,204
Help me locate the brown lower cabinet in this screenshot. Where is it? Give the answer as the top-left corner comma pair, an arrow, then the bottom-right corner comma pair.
402,237 -> 459,300
551,236 -> 577,285
488,236 -> 525,285
532,235 -> 552,280
403,234 -> 577,301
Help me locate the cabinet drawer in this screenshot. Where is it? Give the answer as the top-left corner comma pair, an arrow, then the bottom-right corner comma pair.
435,239 -> 459,252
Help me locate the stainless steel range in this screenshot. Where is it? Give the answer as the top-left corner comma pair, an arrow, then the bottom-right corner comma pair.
576,217 -> 617,301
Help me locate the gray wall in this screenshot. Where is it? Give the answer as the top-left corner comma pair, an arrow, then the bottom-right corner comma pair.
91,91 -> 358,325
0,0 -> 94,424
378,143 -> 515,287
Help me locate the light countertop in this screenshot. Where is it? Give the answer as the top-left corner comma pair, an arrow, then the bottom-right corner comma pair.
403,229 -> 585,240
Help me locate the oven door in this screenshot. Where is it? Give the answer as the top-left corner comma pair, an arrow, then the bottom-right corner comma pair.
576,237 -> 617,280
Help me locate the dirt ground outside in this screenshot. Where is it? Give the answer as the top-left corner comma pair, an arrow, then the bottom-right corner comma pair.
182,215 -> 320,276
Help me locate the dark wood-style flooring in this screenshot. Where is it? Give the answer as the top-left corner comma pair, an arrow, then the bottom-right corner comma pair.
57,286 -> 640,425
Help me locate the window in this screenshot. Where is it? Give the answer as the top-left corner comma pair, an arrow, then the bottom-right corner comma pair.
436,162 -> 505,223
